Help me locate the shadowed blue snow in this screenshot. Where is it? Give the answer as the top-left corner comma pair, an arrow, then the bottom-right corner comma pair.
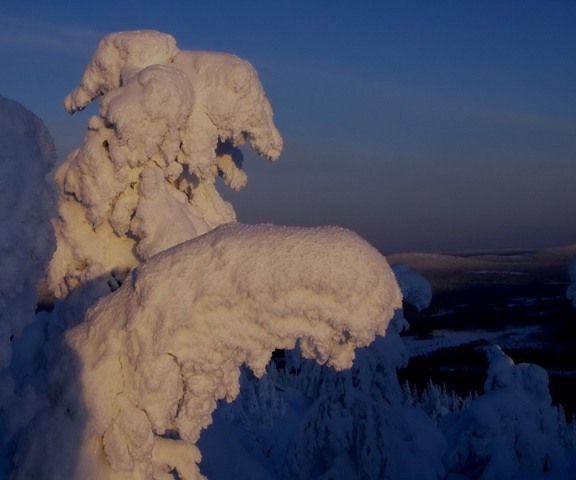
1,0 -> 575,253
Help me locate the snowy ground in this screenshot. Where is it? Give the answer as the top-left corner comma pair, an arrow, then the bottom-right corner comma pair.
402,325 -> 542,358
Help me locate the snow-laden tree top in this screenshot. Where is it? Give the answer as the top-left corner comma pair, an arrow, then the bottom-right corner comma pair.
49,30 -> 282,301
6,30 -> 409,480
0,95 -> 55,368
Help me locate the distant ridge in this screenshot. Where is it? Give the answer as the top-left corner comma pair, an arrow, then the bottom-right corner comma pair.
387,244 -> 576,293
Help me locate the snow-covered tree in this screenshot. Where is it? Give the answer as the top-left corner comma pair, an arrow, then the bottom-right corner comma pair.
4,27 -> 574,480
13,223 -> 402,479
442,345 -> 567,479
0,96 -> 55,368
402,381 -> 476,427
48,30 -> 282,309
4,30 -> 404,480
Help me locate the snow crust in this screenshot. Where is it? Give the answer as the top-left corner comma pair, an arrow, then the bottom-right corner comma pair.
0,96 -> 55,367
15,223 -> 401,479
50,30 -> 282,303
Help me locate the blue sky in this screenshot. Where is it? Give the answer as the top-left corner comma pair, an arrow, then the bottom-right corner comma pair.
1,1 -> 575,253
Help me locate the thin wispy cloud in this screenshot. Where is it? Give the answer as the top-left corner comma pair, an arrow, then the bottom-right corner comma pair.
263,57 -> 576,143
0,14 -> 102,55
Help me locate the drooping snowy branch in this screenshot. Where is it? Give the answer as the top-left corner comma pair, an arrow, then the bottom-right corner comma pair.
0,96 -> 55,367
15,224 -> 402,479
49,31 -> 282,302
283,264 -> 442,480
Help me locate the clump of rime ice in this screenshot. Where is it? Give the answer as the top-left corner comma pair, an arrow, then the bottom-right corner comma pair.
0,96 -> 55,368
443,345 -> 567,479
49,30 -> 282,305
13,223 -> 402,479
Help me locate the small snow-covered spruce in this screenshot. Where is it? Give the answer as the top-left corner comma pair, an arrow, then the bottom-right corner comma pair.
215,365 -> 286,429
49,30 -> 282,307
443,345 -> 568,480
402,381 -> 476,426
13,224 -> 402,480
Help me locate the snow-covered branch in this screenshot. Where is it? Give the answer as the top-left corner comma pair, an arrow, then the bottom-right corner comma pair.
16,224 -> 401,479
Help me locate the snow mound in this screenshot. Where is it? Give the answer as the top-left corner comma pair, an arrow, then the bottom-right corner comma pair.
0,95 -> 55,367
16,223 -> 401,479
50,30 -> 282,302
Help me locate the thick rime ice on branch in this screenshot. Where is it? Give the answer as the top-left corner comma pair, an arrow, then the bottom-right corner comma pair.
14,224 -> 401,479
49,30 -> 282,302
0,96 -> 55,368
